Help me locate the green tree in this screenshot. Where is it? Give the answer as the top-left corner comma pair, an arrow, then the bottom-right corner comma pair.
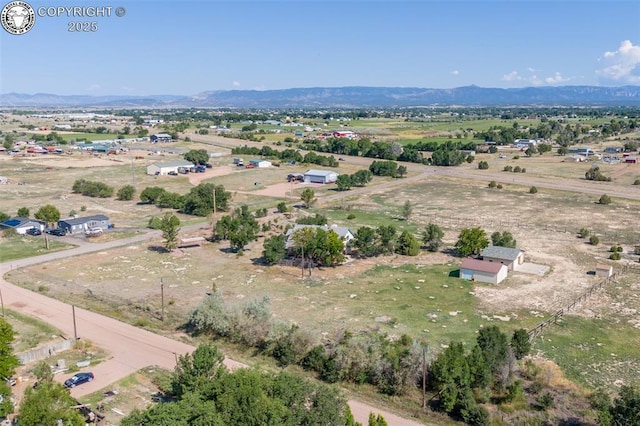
16,207 -> 29,217
476,325 -> 509,375
182,183 -> 231,216
529,186 -> 538,194
184,149 -> 209,165
0,319 -> 19,418
300,188 -> 316,209
491,231 -> 516,248
140,186 -> 167,204
276,201 -> 289,213
160,212 -> 181,252
292,227 -> 316,278
422,223 -> 444,252
557,146 -> 569,156
354,226 -> 379,257
478,161 -> 489,169
455,227 -> 489,257
336,174 -> 352,191
32,361 -> 54,383
18,381 -> 85,426
262,235 -> 287,265
368,413 -> 389,426
466,344 -> 491,390
377,225 -> 397,254
599,385 -> 640,426
396,230 -> 420,256
34,204 -> 60,228
117,184 -> 136,201
172,344 -> 226,397
431,342 -> 471,413
401,200 -> 412,221
396,165 -> 408,178
3,134 -> 15,151
511,329 -> 531,360
351,169 -> 373,187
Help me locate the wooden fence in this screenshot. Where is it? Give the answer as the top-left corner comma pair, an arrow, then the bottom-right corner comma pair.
527,272 -> 619,342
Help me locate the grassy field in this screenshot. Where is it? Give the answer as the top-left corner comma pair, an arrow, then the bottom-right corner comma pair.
0,235 -> 74,263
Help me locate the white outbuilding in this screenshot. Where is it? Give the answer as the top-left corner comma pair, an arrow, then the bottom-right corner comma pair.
249,159 -> 272,168
147,160 -> 194,176
303,169 -> 339,184
460,258 -> 508,285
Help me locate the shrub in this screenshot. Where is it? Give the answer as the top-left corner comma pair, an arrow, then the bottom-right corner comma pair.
609,252 -> 621,260
503,165 -> 513,172
496,184 -> 503,189
599,194 -> 612,205
579,228 -> 590,238
72,178 -> 114,198
635,246 -> 640,255
634,179 -> 640,185
529,186 -> 538,194
347,213 -> 356,220
117,184 -> 136,201
478,161 -> 489,170
513,165 -> 522,173
488,180 -> 497,188
536,393 -> 555,410
80,205 -> 87,211
513,155 -> 520,160
610,245 -> 623,253
520,168 -> 526,173
590,235 -> 600,245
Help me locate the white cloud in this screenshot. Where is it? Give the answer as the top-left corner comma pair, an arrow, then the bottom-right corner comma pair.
232,81 -> 240,87
544,72 -> 571,85
87,84 -> 101,92
450,70 -> 459,76
527,67 -> 536,73
501,71 -> 521,82
597,40 -> 640,83
501,70 -> 572,86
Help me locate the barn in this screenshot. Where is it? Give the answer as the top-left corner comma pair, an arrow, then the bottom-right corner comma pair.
150,133 -> 172,143
480,246 -> 524,271
147,160 -> 194,176
459,258 -> 508,285
249,159 -> 272,168
303,169 -> 339,184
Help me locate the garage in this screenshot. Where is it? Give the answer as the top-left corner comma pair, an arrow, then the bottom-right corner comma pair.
303,169 -> 339,184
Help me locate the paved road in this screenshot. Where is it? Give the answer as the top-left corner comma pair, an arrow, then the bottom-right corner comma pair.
1,231 -> 426,425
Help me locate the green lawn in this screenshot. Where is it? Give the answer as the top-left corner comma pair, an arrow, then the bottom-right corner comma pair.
0,235 -> 74,263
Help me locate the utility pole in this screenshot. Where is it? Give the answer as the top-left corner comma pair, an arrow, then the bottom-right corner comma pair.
0,285 -> 5,317
72,305 -> 78,341
160,278 -> 165,322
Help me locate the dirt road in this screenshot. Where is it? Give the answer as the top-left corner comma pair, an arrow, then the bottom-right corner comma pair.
1,233 -> 426,425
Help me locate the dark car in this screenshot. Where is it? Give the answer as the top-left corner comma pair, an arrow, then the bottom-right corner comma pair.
167,170 -> 178,176
46,228 -> 67,236
64,372 -> 94,388
26,228 -> 42,236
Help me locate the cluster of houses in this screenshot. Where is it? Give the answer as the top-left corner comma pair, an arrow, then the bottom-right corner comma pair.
459,246 -> 525,284
0,215 -> 111,235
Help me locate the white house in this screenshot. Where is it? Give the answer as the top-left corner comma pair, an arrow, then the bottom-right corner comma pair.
249,159 -> 272,168
480,246 -> 525,271
460,258 -> 508,285
304,169 -> 339,184
0,217 -> 46,235
147,160 -> 194,176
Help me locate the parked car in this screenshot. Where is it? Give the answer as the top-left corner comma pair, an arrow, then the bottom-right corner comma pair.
4,377 -> 16,387
64,372 -> 94,388
26,227 -> 42,236
245,164 -> 255,169
338,157 -> 346,161
46,228 -> 67,236
204,163 -> 212,168
168,171 -> 178,176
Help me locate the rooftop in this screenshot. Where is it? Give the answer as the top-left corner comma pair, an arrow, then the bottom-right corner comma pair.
460,258 -> 506,274
481,246 -> 523,261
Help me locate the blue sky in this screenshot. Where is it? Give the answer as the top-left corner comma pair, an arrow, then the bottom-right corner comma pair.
1,0 -> 639,95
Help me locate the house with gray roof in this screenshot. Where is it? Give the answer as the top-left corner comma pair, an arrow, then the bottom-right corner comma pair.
480,246 -> 524,271
0,217 -> 46,235
58,215 -> 110,234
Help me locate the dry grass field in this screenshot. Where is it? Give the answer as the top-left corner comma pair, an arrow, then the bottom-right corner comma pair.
2,120 -> 640,419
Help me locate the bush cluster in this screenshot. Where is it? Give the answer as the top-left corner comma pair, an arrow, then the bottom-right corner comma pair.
72,179 -> 114,198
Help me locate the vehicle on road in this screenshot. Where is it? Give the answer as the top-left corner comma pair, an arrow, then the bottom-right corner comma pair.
64,372 -> 94,388
26,228 -> 42,236
338,157 -> 346,161
46,228 -> 67,236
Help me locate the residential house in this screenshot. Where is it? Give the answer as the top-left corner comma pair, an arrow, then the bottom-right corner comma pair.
0,217 -> 46,235
459,258 -> 508,284
58,215 -> 111,234
480,246 -> 524,271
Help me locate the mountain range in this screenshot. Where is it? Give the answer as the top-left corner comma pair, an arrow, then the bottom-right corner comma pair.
2,85 -> 640,108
